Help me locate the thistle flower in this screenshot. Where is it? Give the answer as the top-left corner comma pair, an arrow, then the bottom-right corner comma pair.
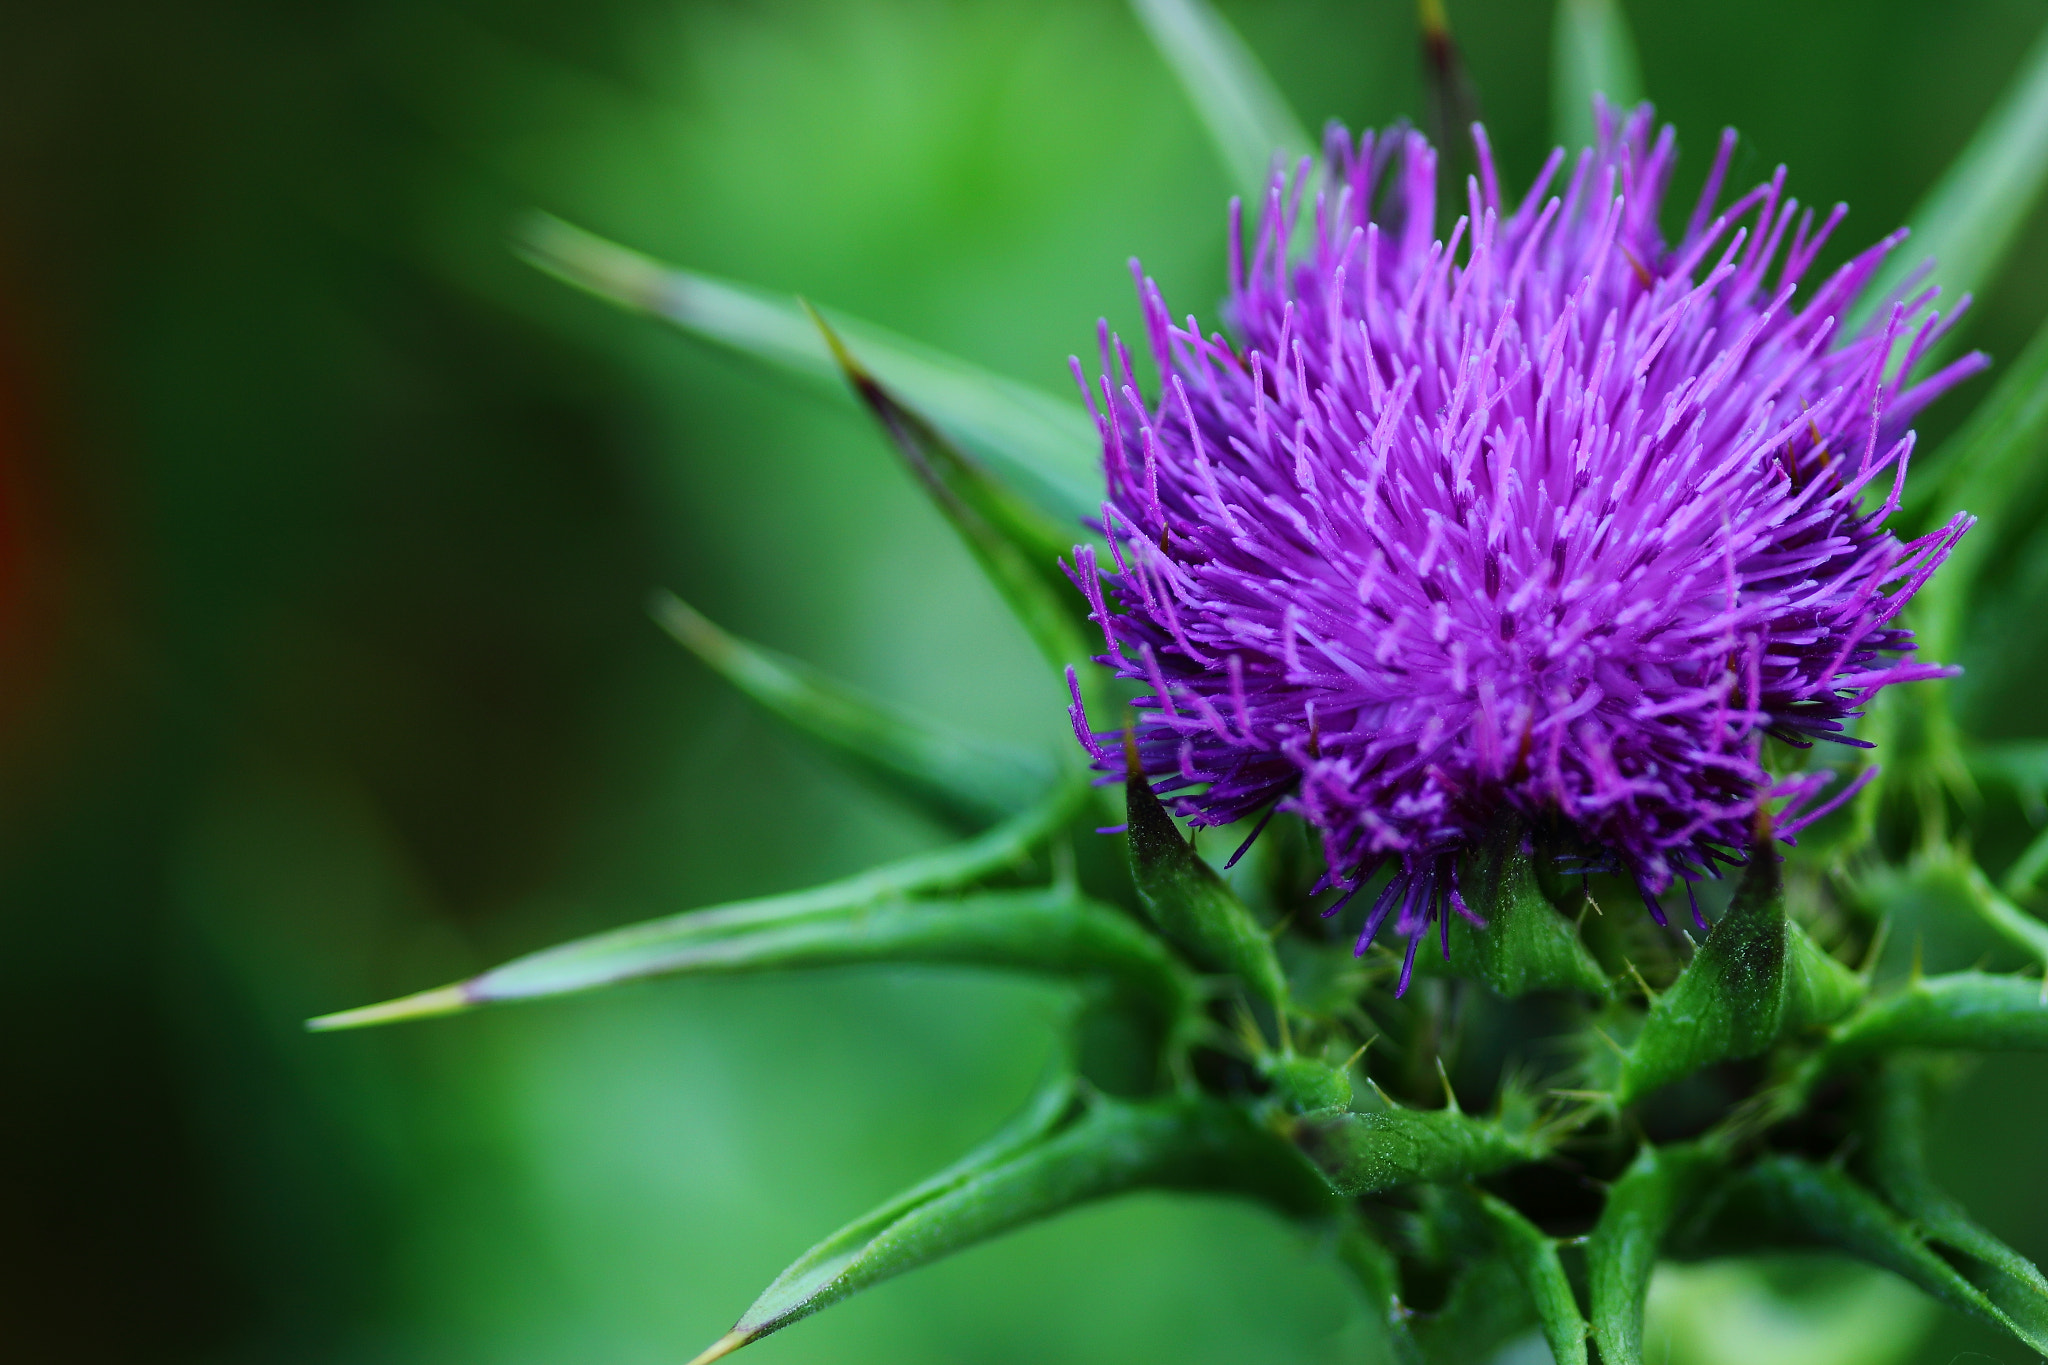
1067,104 -> 1985,984
325,6 -> 2048,1356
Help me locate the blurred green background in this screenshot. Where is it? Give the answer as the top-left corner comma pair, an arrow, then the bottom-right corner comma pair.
4,1 -> 2048,1361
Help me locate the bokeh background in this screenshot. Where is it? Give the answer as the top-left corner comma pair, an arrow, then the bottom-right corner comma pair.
4,1 -> 2048,1361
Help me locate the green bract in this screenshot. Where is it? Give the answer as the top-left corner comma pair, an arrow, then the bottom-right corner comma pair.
312,3 -> 2048,1361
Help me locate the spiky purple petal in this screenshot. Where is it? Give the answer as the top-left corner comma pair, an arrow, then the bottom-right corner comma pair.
1070,104 -> 1980,969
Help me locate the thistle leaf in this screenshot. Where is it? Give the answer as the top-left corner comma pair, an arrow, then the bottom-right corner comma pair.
687,1076 -> 1077,1364
1619,844 -> 1823,1104
2004,822 -> 2048,898
1908,310 -> 2048,661
651,590 -> 1054,831
514,213 -> 1100,526
1128,0 -> 1312,203
1292,1101 -> 1552,1197
692,1085 -> 1332,1362
1476,1191 -> 1590,1365
1856,843 -> 2048,973
805,309 -> 1100,683
1587,1142 -> 1721,1365
1334,1217 -> 1424,1365
1965,739 -> 2048,809
1966,740 -> 2048,892
1829,970 -> 2048,1056
1551,0 -> 1645,151
307,778 -> 1089,1029
315,887 -> 1191,1031
1785,919 -> 1869,1028
1848,20 -> 2048,340
1449,820 -> 1612,999
1410,1252 -> 1539,1365
1952,855 -> 2048,965
1865,1060 -> 2048,1352
1709,1155 -> 2044,1351
1259,1053 -> 1353,1115
1124,754 -> 1290,1009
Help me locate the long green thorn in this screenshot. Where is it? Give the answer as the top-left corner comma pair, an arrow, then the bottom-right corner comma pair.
305,983 -> 471,1032
684,1330 -> 752,1365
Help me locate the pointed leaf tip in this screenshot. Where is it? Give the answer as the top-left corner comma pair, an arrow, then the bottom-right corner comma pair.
1129,0 -> 1311,202
648,588 -> 1053,831
1552,0 -> 1646,151
801,298 -> 867,385
514,216 -> 1102,527
314,779 -> 1090,1021
799,306 -> 1098,683
306,982 -> 472,1032
684,1330 -> 752,1365
718,1090 -> 1331,1353
1617,844 -> 1823,1104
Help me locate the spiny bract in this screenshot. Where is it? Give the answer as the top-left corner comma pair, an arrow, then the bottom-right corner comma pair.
1067,104 -> 1982,986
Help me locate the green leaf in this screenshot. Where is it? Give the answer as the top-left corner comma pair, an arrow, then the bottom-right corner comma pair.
689,1085 -> 1333,1362
1951,854 -> 2048,965
1966,741 -> 2048,891
2004,822 -> 2048,898
1334,1216 -> 1424,1365
1907,309 -> 2048,664
1476,1191 -> 1589,1365
1292,1099 -> 1552,1197
1855,842 -> 2048,974
805,308 -> 1101,685
1864,1059 -> 2048,1353
1410,1252 -> 1539,1365
514,213 -> 1100,527
1448,819 -> 1612,999
307,776 -> 1090,1029
1128,0 -> 1313,203
650,590 -> 1054,831
1258,1053 -> 1353,1115
1786,919 -> 1870,1028
1587,1142 -> 1722,1365
1618,844 -> 1863,1104
1710,1155 -> 2043,1351
1124,753 -> 1290,1009
316,887 -> 1192,1032
1551,0 -> 1645,150
1829,970 -> 2048,1056
1848,20 -> 2048,341
1966,739 -> 2048,808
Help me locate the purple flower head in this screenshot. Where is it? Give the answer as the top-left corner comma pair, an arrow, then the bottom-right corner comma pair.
1065,104 -> 1981,983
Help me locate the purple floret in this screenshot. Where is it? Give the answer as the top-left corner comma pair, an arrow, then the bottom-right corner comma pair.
1065,104 -> 1981,976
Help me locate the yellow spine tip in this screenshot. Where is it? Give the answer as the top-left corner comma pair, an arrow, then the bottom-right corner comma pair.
305,983 -> 473,1032
799,298 -> 864,379
685,1330 -> 754,1365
